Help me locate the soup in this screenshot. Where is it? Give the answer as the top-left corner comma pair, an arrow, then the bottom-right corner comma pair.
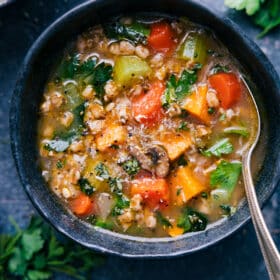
38,15 -> 259,237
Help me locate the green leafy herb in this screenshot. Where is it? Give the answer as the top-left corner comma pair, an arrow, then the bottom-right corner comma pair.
208,107 -> 215,115
122,158 -> 140,176
177,155 -> 188,166
176,188 -> 183,196
202,138 -> 234,157
108,177 -> 123,195
225,0 -> 280,37
44,103 -> 86,153
225,0 -> 263,15
210,160 -> 242,193
104,20 -> 150,44
56,160 -> 65,169
156,212 -> 172,227
210,64 -> 230,75
177,208 -> 208,233
162,67 -> 199,108
90,62 -> 113,101
94,162 -> 110,180
177,121 -> 189,131
78,178 -> 95,196
220,204 -> 237,216
201,192 -> 208,198
223,126 -> 249,137
43,139 -> 69,153
0,216 -> 103,280
111,195 -> 130,216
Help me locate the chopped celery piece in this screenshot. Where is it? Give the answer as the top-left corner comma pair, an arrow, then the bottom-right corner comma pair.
223,126 -> 249,137
178,32 -> 208,64
114,55 -> 151,87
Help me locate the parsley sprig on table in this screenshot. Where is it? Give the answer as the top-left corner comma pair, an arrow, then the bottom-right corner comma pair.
0,216 -> 104,280
225,0 -> 280,37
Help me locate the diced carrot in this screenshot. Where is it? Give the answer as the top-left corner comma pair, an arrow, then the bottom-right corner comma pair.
169,166 -> 207,206
208,72 -> 241,109
70,193 -> 93,216
131,177 -> 170,209
159,132 -> 192,161
181,84 -> 210,124
148,22 -> 176,53
132,80 -> 165,126
167,223 -> 184,237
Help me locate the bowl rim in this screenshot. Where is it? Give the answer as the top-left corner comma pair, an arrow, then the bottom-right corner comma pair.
10,0 -> 280,258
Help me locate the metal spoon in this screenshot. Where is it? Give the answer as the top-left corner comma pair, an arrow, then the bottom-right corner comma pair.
242,78 -> 280,280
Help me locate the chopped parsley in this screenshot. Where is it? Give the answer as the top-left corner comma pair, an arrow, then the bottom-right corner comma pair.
177,121 -> 189,131
95,162 -> 110,180
220,204 -> 237,216
156,212 -> 172,228
177,155 -> 188,166
201,138 -> 234,157
78,178 -> 95,196
208,107 -> 215,115
104,20 -> 150,44
111,195 -> 130,216
177,208 -> 208,232
162,66 -> 200,108
210,64 -> 230,75
122,158 -> 140,177
210,160 -> 242,193
201,192 -> 208,199
108,177 -> 123,195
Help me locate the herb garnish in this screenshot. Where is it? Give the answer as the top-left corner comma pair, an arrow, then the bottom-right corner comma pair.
201,138 -> 234,157
0,216 -> 103,280
225,0 -> 280,37
122,158 -> 140,177
210,160 -> 242,193
177,208 -> 208,232
162,66 -> 201,108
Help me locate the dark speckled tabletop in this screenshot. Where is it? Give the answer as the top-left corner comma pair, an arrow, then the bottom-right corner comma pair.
0,0 -> 279,279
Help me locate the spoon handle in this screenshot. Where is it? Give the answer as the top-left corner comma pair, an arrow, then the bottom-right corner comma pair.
243,156 -> 280,280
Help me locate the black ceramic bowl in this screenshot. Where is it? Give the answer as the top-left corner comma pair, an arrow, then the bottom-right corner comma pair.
10,0 -> 280,258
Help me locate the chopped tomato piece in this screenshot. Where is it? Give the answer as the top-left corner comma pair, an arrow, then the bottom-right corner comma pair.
70,193 -> 93,216
132,80 -> 165,126
131,177 -> 169,209
148,22 -> 176,53
209,73 -> 242,109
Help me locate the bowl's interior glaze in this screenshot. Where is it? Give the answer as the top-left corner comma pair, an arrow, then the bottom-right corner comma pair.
10,0 -> 280,257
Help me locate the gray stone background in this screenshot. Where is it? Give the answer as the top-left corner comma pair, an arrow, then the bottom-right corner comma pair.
0,0 -> 279,279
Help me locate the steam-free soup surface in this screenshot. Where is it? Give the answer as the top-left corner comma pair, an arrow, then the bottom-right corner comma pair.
38,15 -> 259,237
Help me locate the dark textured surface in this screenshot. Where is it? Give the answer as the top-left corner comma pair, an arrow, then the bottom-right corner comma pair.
1,0 -> 280,279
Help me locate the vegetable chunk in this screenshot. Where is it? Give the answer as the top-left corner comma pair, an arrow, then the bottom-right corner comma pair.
169,166 -> 207,205
181,84 -> 210,124
159,132 -> 192,160
114,55 -> 151,87
96,123 -> 127,152
70,193 -> 93,216
148,22 -> 176,53
209,72 -> 241,109
178,32 -> 208,64
131,177 -> 169,209
132,80 -> 165,126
